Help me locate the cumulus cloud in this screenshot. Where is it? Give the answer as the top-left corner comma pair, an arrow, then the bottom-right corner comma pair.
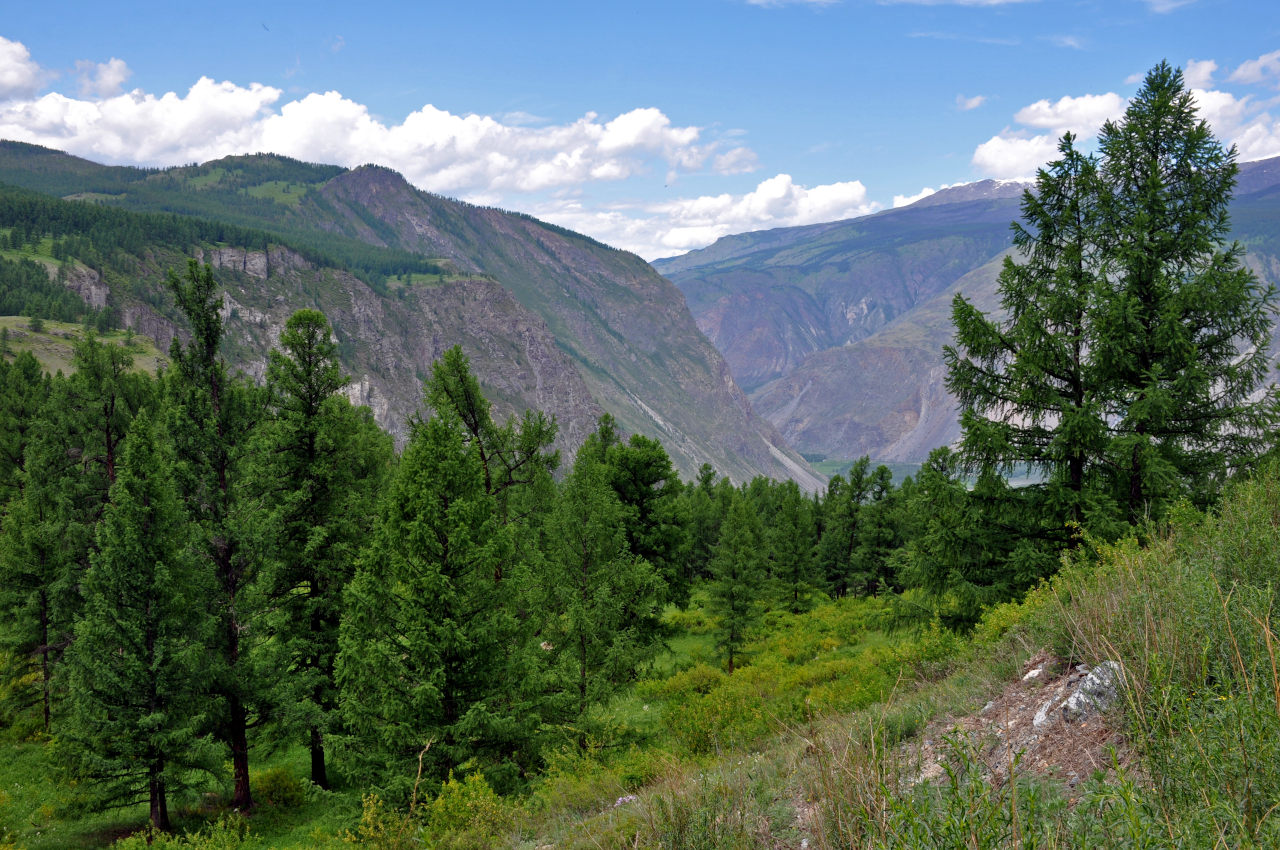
1012,92 -> 1126,136
0,66 -> 730,197
1231,50 -> 1280,87
973,62 -> 1280,181
893,187 -> 936,207
1183,59 -> 1217,89
540,174 -> 880,259
956,94 -> 986,111
971,133 -> 1061,180
1190,88 -> 1280,162
75,58 -> 132,98
972,92 -> 1125,178
0,36 -> 44,100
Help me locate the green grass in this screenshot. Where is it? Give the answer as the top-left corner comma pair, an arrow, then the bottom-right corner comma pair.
0,317 -> 167,376
242,182 -> 306,207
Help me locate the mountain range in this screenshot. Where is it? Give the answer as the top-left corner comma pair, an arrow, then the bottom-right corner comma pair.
655,156 -> 1280,466
0,141 -> 822,489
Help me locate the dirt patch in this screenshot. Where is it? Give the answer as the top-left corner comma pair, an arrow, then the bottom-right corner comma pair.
911,651 -> 1130,800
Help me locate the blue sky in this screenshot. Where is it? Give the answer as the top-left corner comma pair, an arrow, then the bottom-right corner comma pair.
1,1 -> 1278,258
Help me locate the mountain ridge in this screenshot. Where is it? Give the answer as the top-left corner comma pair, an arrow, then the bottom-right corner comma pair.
0,141 -> 821,488
658,154 -> 1280,464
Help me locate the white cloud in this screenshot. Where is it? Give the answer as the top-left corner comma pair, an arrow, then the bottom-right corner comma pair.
540,174 -> 880,259
0,77 -> 283,165
0,65 -> 729,197
1012,92 -> 1126,136
893,187 -> 937,207
75,58 -> 132,98
1145,0 -> 1196,11
1190,87 -> 1280,163
1231,50 -> 1280,87
956,94 -> 986,111
0,36 -> 44,100
712,146 -> 759,174
971,133 -> 1060,180
1048,35 -> 1085,50
1183,59 -> 1217,89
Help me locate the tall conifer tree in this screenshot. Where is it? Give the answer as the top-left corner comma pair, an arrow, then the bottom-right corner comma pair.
164,259 -> 261,809
254,309 -> 390,789
60,409 -> 215,832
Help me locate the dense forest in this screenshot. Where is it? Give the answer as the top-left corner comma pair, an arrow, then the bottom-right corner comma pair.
3,63 -> 1280,848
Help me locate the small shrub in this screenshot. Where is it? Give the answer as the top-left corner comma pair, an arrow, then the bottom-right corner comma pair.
423,772 -> 510,839
252,766 -> 306,809
343,793 -> 420,849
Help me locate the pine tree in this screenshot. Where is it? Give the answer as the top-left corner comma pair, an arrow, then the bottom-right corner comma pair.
707,497 -> 765,673
60,409 -> 216,832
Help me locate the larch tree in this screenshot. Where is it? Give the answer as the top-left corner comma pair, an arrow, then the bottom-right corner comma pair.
164,259 -> 262,810
253,309 -> 391,789
707,496 -> 765,673
60,409 -> 216,833
1094,61 -> 1276,520
944,62 -> 1276,544
338,353 -> 541,795
536,453 -> 665,745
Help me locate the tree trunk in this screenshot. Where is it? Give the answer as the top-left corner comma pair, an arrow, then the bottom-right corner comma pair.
149,759 -> 170,832
229,694 -> 252,810
310,725 -> 328,789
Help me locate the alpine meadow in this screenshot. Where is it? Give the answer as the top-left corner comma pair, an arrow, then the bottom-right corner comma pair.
6,42 -> 1280,850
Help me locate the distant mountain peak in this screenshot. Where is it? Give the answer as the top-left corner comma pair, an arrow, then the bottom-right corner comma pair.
906,179 -> 1029,210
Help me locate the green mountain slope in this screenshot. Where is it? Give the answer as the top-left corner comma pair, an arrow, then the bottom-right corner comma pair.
0,142 -> 819,485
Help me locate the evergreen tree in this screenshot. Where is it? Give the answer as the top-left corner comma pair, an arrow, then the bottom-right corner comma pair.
59,409 -> 216,832
947,134 -> 1117,539
945,62 -> 1275,539
0,351 -> 49,502
0,339 -> 153,733
164,259 -> 261,810
895,448 -> 1055,628
337,376 -> 532,794
707,497 -> 765,673
1095,62 -> 1276,519
536,454 -> 664,744
254,309 -> 391,789
578,414 -> 688,605
816,459 -> 873,597
764,479 -> 819,613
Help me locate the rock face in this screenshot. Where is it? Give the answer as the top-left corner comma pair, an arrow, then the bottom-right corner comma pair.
286,166 -> 820,486
911,651 -> 1129,798
658,155 -> 1280,464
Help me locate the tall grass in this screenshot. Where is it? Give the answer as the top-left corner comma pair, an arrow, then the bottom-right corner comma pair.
810,467 -> 1280,848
